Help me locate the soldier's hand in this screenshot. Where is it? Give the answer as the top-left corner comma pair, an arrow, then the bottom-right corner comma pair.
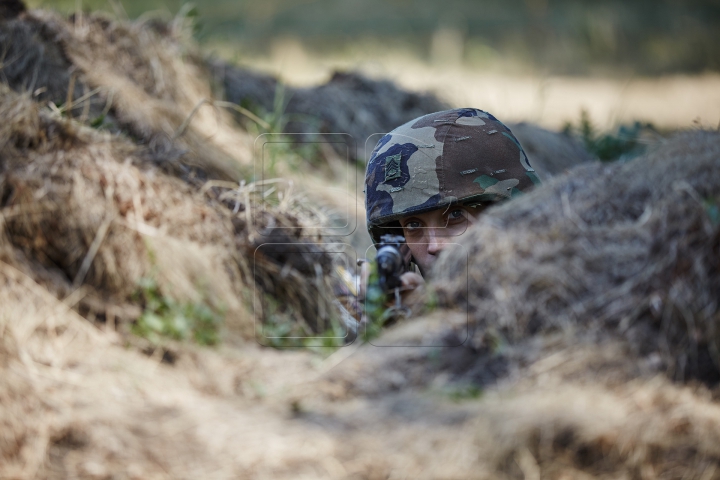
399,271 -> 425,305
400,271 -> 424,290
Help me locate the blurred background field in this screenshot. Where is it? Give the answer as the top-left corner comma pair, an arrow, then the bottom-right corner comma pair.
27,0 -> 720,130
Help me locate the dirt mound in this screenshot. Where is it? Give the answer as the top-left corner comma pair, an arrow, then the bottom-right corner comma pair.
0,83 -> 240,317
211,63 -> 450,160
0,0 -> 25,19
0,8 -> 251,181
509,121 -> 598,179
212,61 -> 597,173
306,337 -> 720,479
209,60 -> 595,172
433,129 -> 720,383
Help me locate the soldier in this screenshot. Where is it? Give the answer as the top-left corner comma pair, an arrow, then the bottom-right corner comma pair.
362,107 -> 541,305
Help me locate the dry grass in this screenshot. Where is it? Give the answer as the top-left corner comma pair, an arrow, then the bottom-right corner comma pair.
287,314 -> 720,479
0,68 -> 339,343
0,81 -> 249,329
0,10 -> 361,340
0,260 -> 334,479
15,8 -> 253,181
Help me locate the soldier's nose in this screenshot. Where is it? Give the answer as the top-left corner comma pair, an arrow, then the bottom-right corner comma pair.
427,229 -> 447,255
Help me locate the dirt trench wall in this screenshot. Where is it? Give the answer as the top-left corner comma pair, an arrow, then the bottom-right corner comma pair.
433,129 -> 720,383
0,7 -> 351,340
0,82 -> 337,348
0,82 -> 247,328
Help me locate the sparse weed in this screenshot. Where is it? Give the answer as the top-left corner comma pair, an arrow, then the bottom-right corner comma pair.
171,2 -> 203,41
361,264 -> 386,342
563,109 -> 656,162
241,84 -> 324,176
266,83 -> 291,134
90,113 -> 106,129
132,276 -> 223,346
705,197 -> 720,227
442,384 -> 483,402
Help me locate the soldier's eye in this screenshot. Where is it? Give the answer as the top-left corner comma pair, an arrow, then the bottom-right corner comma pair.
449,209 -> 465,220
404,220 -> 421,230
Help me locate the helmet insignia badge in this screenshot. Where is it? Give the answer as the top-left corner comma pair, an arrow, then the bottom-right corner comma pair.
384,153 -> 402,182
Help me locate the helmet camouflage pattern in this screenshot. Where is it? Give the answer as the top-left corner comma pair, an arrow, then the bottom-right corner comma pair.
365,107 -> 541,243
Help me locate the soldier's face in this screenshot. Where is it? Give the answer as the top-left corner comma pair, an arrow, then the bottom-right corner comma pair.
399,205 -> 485,276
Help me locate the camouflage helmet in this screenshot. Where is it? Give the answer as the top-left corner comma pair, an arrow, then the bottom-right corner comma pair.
365,107 -> 541,243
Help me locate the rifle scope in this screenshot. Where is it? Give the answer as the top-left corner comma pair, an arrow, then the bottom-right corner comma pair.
376,234 -> 406,291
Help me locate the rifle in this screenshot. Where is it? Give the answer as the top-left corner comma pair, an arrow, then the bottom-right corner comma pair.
363,234 -> 412,328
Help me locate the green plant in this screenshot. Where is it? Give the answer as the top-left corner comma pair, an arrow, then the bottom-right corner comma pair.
232,82 -> 325,178
89,113 -> 106,129
563,110 -> 655,162
240,82 -> 293,137
267,83 -> 291,134
172,2 -> 203,41
361,263 -> 387,342
441,383 -> 483,402
705,197 -> 720,227
132,277 -> 223,346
